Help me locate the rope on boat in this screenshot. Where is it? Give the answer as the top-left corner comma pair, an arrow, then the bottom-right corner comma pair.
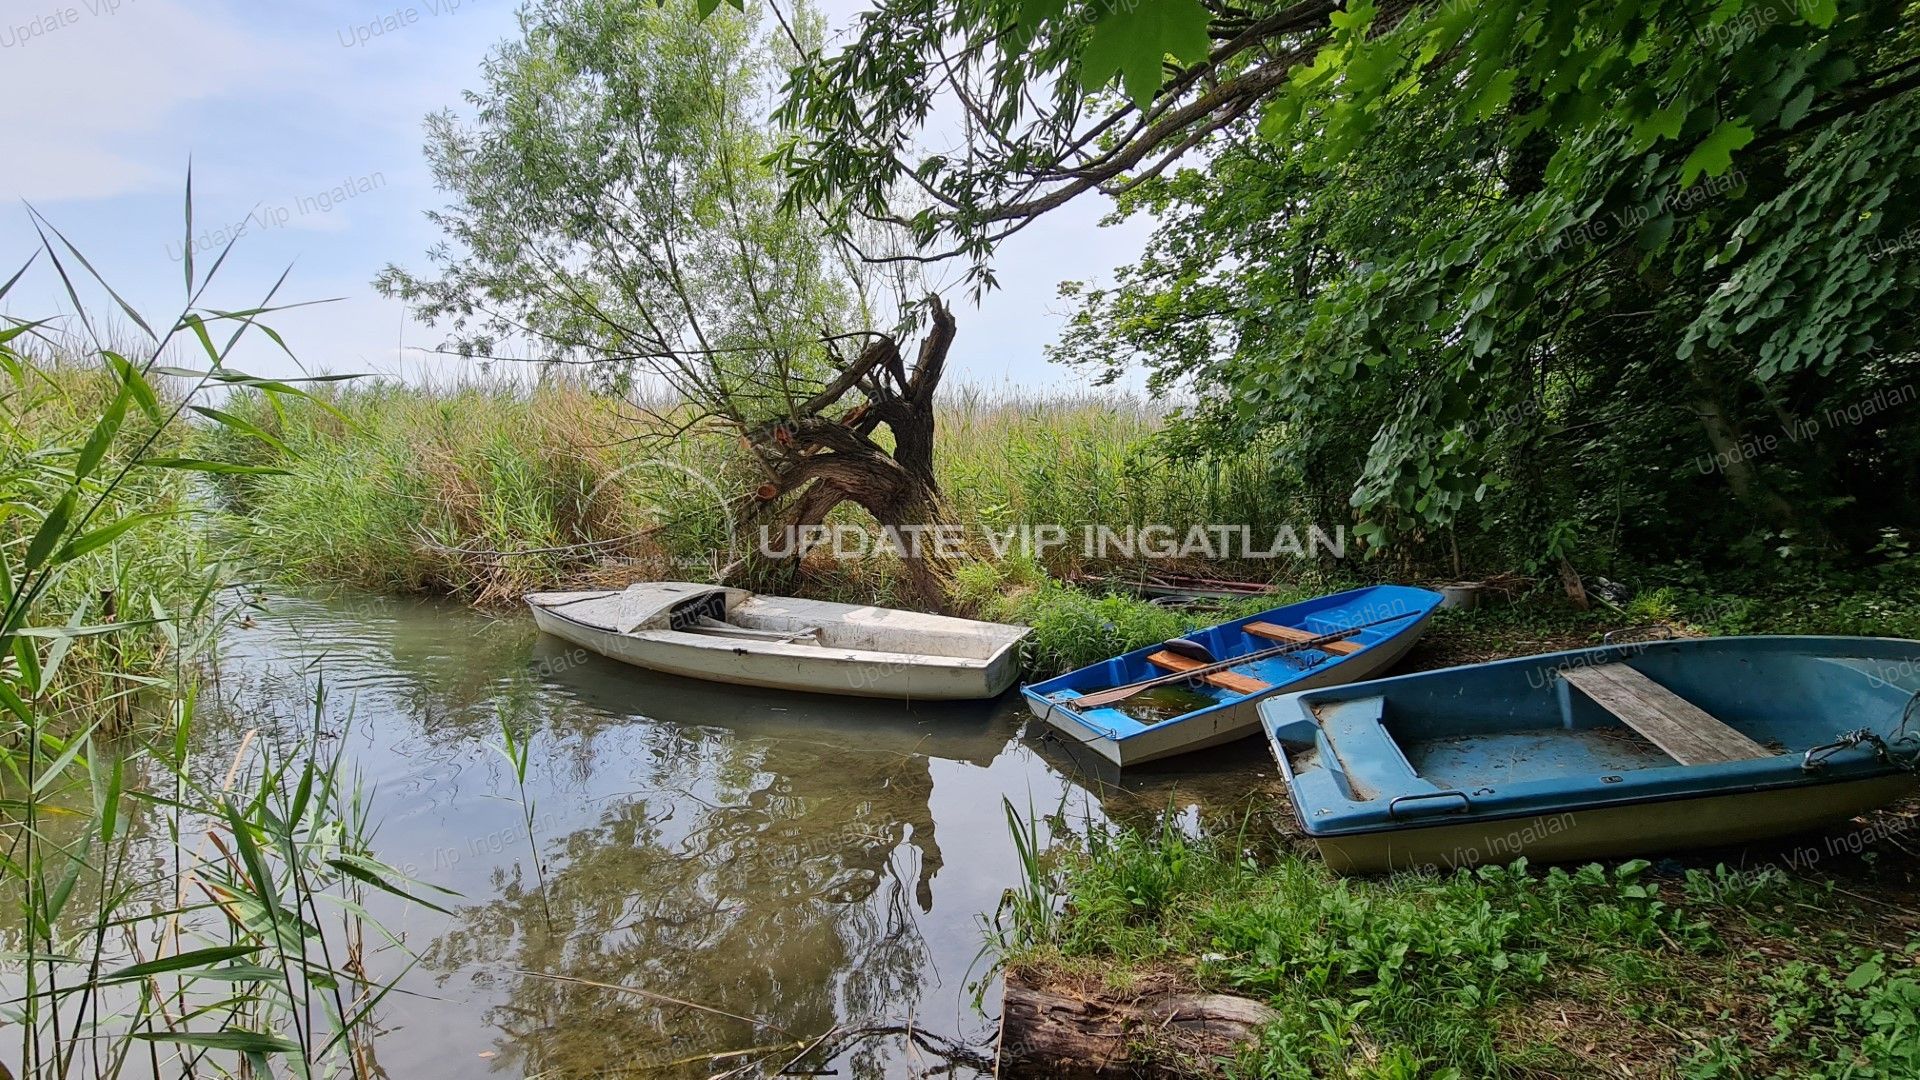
1804,692 -> 1920,773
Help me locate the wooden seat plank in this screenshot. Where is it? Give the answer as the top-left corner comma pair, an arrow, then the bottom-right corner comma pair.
1560,663 -> 1772,765
1245,621 -> 1362,655
1145,651 -> 1271,695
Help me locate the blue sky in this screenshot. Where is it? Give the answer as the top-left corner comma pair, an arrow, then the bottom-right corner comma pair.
1,0 -> 1148,388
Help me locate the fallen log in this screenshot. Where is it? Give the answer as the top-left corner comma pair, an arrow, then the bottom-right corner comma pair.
998,967 -> 1280,1077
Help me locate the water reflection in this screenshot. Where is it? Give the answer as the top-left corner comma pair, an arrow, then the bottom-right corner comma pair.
194,590 -> 1259,1078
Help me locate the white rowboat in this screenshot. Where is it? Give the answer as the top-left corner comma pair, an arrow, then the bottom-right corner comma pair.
526,583 -> 1029,700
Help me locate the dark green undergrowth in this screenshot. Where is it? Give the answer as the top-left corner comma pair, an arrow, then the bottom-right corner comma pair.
1001,814 -> 1920,1079
952,554 -> 1920,680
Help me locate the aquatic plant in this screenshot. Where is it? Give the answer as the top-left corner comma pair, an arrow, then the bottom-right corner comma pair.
494,706 -> 552,930
1,200 -> 438,1077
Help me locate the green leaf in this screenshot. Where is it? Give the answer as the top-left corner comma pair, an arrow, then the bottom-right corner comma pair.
38,595 -> 90,692
73,384 -> 130,481
1078,0 -> 1213,109
0,318 -> 53,348
1630,101 -> 1688,147
1679,121 -> 1754,186
1845,960 -> 1884,991
133,1030 -> 303,1054
31,727 -> 96,796
101,945 -> 262,983
14,634 -> 41,696
222,800 -> 282,922
183,165 -> 196,292
138,457 -> 289,476
183,963 -> 289,983
190,406 -> 289,455
92,747 -> 123,844
105,352 -> 163,422
24,490 -> 77,571
55,512 -> 168,563
0,682 -> 30,724
1778,84 -> 1816,129
1799,0 -> 1838,28
325,855 -> 456,915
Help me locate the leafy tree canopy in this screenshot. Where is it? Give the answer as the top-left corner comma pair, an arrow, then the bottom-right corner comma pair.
780,0 -> 1920,565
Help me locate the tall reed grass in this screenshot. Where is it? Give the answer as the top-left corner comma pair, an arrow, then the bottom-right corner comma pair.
2,206 -> 433,1077
204,378 -> 1323,606
2,343 -> 238,734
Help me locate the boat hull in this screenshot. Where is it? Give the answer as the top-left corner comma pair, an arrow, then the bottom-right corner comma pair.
1029,621 -> 1427,766
528,592 -> 1025,700
1263,635 -> 1920,873
1311,773 -> 1917,873
1023,585 -> 1444,766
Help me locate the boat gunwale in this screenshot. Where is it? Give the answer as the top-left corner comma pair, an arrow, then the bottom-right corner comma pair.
530,593 -> 1030,672
1263,634 -> 1920,839
1277,763 -> 1914,842
1021,585 -> 1444,745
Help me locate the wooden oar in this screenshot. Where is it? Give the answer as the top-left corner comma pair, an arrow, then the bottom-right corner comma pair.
1063,612 -> 1417,710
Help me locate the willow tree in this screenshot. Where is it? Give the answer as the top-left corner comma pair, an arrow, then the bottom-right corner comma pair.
379,0 -> 961,607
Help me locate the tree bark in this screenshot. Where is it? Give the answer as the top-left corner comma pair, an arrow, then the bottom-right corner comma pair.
1688,377 -> 1801,535
741,297 -> 959,611
997,968 -> 1279,1078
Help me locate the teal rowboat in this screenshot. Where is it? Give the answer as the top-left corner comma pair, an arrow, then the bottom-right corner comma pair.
1262,636 -> 1920,873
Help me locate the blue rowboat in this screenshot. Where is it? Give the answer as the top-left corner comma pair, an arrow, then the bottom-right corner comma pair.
1261,636 -> 1920,873
1022,585 -> 1443,766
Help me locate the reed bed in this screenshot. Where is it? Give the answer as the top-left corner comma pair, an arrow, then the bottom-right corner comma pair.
2,215 -> 431,1078
203,378 -> 1322,606
1,343 -> 232,733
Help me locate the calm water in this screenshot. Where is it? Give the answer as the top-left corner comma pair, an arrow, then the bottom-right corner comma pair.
198,590 -> 1276,1078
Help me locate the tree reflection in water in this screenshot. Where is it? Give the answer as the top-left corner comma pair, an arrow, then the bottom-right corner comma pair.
196,590 -> 1255,1079
427,642 -> 1000,1078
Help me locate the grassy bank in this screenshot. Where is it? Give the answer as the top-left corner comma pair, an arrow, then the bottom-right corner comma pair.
999,813 -> 1920,1079
2,349 -> 235,730
202,378 -> 1920,677
987,577 -> 1920,1079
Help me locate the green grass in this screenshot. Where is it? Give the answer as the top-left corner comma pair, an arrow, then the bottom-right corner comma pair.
1,349 -> 236,731
1002,815 -> 1920,1079
987,570 -> 1920,1076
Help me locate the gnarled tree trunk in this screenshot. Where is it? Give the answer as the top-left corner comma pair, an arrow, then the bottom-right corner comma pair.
740,297 -> 958,611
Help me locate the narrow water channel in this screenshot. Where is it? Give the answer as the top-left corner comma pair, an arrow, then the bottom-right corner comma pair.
201,590 -> 1276,1077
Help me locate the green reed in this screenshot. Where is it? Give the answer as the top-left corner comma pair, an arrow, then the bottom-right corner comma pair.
2,195 -> 440,1078
201,377 -> 1312,603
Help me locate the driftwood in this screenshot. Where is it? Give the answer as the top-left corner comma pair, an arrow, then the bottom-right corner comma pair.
998,968 -> 1280,1077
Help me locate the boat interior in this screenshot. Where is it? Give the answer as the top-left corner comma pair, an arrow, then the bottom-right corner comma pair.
1275,642 -> 1920,802
1026,587 -> 1440,740
1052,589 -> 1433,698
665,592 -> 1023,662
